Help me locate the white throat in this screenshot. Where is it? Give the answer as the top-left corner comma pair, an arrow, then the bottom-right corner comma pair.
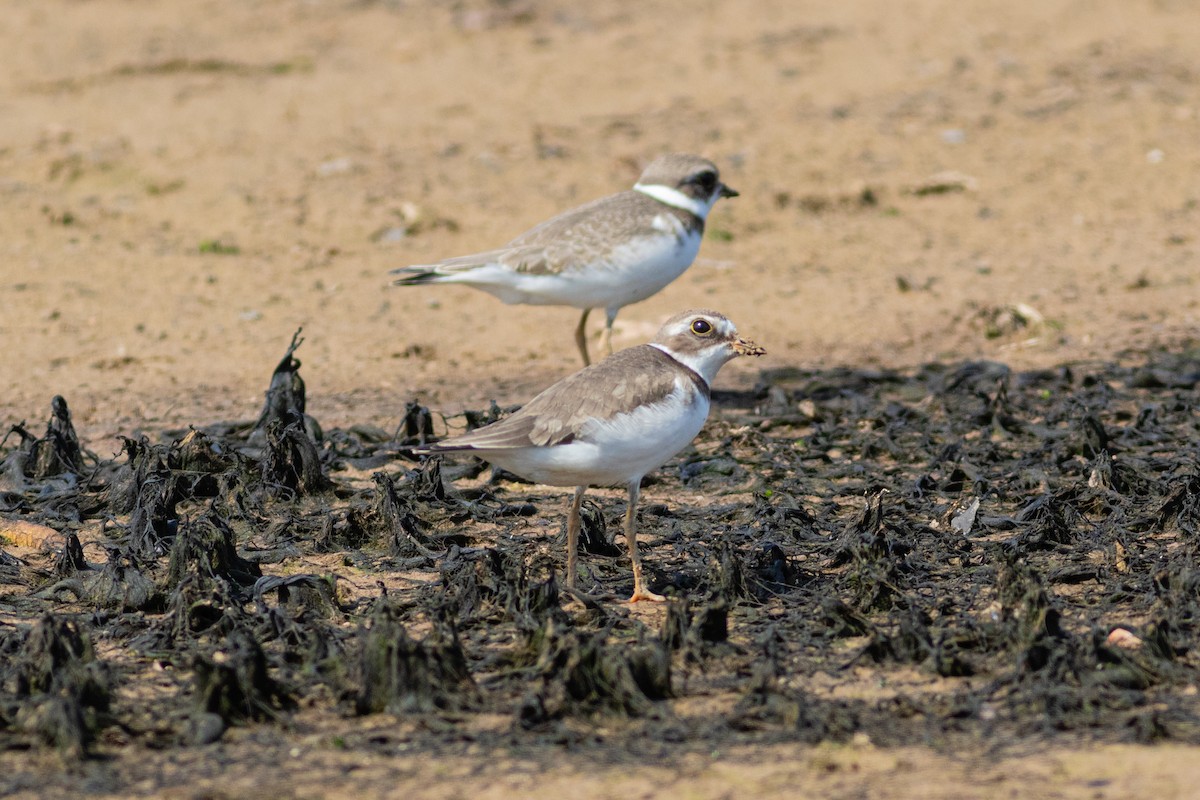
634,183 -> 716,219
650,342 -> 732,386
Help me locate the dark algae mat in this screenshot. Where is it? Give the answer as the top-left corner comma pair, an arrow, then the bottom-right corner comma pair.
2,333 -> 1199,794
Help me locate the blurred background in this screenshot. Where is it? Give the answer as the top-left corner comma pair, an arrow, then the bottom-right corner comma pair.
1,0 -> 1196,444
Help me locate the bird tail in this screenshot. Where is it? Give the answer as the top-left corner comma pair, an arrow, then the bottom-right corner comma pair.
412,442 -> 468,455
389,266 -> 443,286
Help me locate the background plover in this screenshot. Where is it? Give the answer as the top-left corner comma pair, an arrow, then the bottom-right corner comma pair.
391,154 -> 738,365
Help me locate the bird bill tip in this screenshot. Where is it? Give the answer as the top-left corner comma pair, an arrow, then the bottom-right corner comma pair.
733,338 -> 765,357
720,184 -> 739,199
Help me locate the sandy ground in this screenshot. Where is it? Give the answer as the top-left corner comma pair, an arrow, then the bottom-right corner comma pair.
2,0 -> 1199,795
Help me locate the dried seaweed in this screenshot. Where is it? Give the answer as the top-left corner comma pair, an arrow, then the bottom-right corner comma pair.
3,333 -> 1200,783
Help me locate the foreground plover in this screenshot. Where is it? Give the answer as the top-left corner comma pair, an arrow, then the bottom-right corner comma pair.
417,309 -> 764,602
391,154 -> 738,366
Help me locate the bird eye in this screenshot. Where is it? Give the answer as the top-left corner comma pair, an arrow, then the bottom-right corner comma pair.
690,318 -> 713,336
690,170 -> 717,193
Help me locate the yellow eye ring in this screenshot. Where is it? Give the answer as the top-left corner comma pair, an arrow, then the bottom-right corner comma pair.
690,318 -> 713,336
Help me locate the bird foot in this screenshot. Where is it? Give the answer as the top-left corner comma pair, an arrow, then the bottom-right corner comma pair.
627,587 -> 667,603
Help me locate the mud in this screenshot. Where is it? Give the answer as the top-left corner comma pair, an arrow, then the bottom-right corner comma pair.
2,335 -> 1198,796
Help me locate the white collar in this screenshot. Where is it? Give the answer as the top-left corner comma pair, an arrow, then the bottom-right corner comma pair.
650,341 -> 728,387
633,183 -> 714,219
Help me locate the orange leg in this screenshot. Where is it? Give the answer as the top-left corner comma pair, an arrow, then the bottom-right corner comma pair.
574,309 -> 592,367
625,481 -> 665,603
601,307 -> 619,358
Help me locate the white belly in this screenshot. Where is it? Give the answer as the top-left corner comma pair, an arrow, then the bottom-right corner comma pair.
481,390 -> 710,487
458,225 -> 702,311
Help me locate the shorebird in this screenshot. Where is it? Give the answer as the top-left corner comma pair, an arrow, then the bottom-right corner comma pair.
391,154 -> 738,366
417,309 -> 764,602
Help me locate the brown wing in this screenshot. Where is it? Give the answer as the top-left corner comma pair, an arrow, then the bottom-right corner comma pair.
504,192 -> 701,275
429,346 -> 705,452
396,192 -> 701,279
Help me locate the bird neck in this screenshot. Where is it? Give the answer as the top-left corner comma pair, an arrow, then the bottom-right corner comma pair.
633,183 -> 714,219
649,342 -> 727,389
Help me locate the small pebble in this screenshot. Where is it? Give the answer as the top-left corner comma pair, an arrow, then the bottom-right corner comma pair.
1106,627 -> 1142,650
